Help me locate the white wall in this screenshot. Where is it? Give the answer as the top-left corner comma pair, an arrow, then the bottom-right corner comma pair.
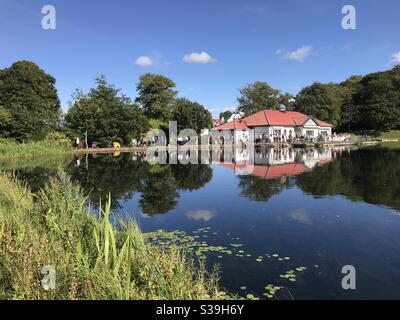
253,126 -> 270,141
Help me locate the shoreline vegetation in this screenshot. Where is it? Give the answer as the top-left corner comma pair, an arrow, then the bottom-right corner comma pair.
0,138 -> 74,160
0,174 -> 229,300
0,133 -> 398,160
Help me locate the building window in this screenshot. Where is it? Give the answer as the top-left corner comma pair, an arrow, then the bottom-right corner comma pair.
306,130 -> 314,136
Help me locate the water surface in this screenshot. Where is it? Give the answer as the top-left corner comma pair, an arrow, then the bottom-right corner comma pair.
7,145 -> 400,299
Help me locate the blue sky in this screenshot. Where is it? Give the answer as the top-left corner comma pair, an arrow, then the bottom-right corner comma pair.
1,0 -> 399,116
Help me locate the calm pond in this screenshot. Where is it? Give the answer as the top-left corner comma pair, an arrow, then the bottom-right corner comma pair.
5,144 -> 400,299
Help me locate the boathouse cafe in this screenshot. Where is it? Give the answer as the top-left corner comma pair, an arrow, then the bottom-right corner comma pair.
210,105 -> 333,144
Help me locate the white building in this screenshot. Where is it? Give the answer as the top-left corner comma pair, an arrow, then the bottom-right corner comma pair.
211,106 -> 333,144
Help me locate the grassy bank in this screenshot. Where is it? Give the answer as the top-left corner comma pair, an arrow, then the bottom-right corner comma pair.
377,130 -> 400,140
0,139 -> 74,159
0,174 -> 228,300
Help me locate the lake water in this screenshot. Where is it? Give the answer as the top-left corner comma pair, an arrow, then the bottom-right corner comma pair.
7,144 -> 400,299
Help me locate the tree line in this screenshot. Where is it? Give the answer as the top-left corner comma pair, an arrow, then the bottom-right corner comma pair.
232,65 -> 400,131
1,60 -> 399,147
0,61 -> 213,147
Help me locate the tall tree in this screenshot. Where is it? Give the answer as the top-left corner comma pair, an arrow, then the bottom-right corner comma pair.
136,73 -> 177,122
171,98 -> 213,133
338,76 -> 363,131
295,82 -> 344,127
354,66 -> 400,130
237,82 -> 281,116
219,110 -> 233,121
65,76 -> 148,147
0,61 -> 61,141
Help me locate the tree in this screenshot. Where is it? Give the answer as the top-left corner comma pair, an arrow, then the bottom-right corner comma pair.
136,73 -> 177,122
295,82 -> 344,127
276,93 -> 296,110
171,98 -> 213,133
65,76 -> 148,147
237,82 -> 281,116
354,67 -> 400,130
0,106 -> 12,135
338,76 -> 363,131
219,110 -> 232,121
0,61 -> 61,141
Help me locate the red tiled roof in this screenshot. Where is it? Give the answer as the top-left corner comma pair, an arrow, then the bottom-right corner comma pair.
218,162 -> 310,179
217,160 -> 332,180
314,119 -> 333,127
245,110 -> 313,126
212,109 -> 333,129
213,118 -> 223,126
211,119 -> 249,131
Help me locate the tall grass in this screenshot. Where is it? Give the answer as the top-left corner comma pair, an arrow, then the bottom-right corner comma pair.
0,174 -> 227,300
0,139 -> 73,159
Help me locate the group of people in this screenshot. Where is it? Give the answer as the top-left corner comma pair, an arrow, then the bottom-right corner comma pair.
255,133 -> 332,144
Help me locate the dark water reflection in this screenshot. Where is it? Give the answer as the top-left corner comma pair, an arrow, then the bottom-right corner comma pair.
5,145 -> 400,299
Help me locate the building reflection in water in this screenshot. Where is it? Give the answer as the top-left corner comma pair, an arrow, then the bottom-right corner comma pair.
141,146 -> 353,181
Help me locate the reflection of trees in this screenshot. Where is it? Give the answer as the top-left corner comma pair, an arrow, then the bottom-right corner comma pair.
296,160 -> 355,199
238,175 -> 294,201
66,154 -> 146,208
297,148 -> 400,211
13,167 -> 61,193
66,153 -> 213,214
139,165 -> 179,216
3,156 -> 72,193
171,164 -> 213,191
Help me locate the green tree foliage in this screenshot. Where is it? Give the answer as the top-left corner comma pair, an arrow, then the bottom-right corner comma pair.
338,76 -> 363,131
65,76 -> 148,147
295,82 -> 344,127
237,82 -> 281,116
136,73 -> 177,122
171,98 -> 213,133
354,67 -> 400,130
0,61 -> 61,141
276,93 -> 296,110
219,110 -> 233,121
0,106 -> 12,135
295,66 -> 400,131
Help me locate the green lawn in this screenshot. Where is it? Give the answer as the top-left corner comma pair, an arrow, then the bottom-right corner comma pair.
377,130 -> 400,140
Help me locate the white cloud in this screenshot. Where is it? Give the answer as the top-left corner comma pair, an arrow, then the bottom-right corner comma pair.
390,51 -> 400,65
183,52 -> 216,64
186,210 -> 215,222
135,56 -> 153,67
284,45 -> 313,62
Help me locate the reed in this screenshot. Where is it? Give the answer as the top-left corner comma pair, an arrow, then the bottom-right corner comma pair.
0,173 -> 228,300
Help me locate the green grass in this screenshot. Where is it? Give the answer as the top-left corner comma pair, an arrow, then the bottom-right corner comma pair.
0,139 -> 74,159
377,130 -> 400,140
0,173 -> 229,300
